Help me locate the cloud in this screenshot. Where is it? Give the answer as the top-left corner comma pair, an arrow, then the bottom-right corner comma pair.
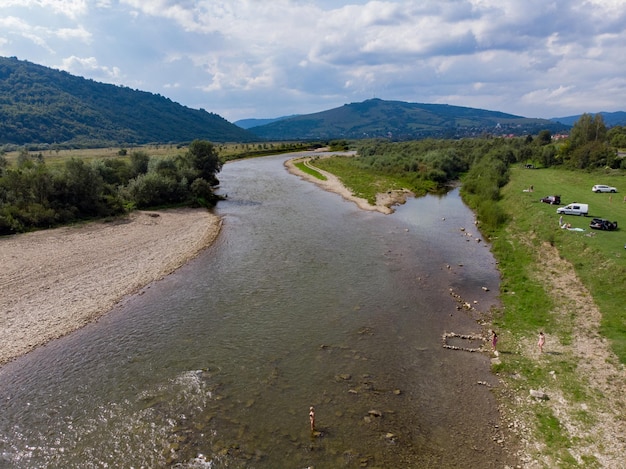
1,0 -> 626,121
59,55 -> 121,81
2,0 -> 88,19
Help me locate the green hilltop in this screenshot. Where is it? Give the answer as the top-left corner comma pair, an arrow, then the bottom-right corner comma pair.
248,98 -> 568,141
0,56 -> 256,147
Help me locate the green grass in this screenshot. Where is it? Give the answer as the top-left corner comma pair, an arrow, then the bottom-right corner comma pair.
313,155 -> 436,204
503,166 -> 626,362
5,142 -> 310,167
535,410 -> 579,466
294,161 -> 327,180
4,144 -> 182,167
487,165 -> 626,465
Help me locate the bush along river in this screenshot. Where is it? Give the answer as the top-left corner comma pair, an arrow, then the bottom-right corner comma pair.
0,152 -> 518,468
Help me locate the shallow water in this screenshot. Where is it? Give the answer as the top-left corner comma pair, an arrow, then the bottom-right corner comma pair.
0,153 -> 514,468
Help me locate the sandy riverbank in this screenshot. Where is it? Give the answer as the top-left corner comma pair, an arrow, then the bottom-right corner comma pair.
284,156 -> 413,214
0,208 -> 221,366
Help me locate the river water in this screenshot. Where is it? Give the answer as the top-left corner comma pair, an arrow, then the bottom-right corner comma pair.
0,153 -> 515,468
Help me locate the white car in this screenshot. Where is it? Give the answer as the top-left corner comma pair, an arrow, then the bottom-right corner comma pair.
592,184 -> 617,193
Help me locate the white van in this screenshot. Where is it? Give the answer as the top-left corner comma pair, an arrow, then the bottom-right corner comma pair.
556,203 -> 589,216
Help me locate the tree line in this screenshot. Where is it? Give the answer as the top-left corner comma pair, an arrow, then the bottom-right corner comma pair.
3,113 -> 624,236
351,113 -> 625,231
0,140 -> 222,235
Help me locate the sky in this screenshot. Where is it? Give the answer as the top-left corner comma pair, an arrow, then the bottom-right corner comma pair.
1,0 -> 626,123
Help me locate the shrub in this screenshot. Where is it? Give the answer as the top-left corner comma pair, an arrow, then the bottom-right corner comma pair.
125,172 -> 187,208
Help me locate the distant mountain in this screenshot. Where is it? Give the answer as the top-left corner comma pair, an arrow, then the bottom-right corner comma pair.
551,111 -> 626,127
234,115 -> 298,129
0,56 -> 256,146
248,98 -> 568,141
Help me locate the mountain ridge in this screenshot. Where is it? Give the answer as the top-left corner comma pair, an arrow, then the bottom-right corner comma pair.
234,115 -> 298,129
247,98 -> 569,141
551,111 -> 626,127
0,56 -> 256,146
4,56 -> 623,146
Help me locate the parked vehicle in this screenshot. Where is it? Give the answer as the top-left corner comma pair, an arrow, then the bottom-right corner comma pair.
592,184 -> 617,193
540,195 -> 561,205
556,203 -> 589,216
589,218 -> 618,231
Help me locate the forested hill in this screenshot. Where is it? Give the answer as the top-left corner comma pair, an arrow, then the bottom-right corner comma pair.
0,56 -> 256,146
248,98 -> 568,141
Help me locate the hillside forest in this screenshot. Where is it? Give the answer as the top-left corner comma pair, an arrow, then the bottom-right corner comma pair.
1,113 -> 625,235
0,56 -> 255,146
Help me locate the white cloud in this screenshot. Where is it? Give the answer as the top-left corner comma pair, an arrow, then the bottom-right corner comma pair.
2,0 -> 88,19
0,0 -> 625,121
59,55 -> 121,81
55,25 -> 91,42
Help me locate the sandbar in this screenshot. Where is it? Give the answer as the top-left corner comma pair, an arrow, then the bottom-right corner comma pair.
0,208 -> 221,366
284,155 -> 412,214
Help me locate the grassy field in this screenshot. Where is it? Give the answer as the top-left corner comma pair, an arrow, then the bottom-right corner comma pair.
503,166 -> 626,361
294,160 -> 327,180
3,144 -> 181,167
490,166 -> 626,466
3,142 -> 309,167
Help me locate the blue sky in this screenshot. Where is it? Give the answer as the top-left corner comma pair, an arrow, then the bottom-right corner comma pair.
1,0 -> 625,123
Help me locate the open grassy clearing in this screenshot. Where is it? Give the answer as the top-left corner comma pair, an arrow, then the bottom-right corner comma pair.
490,166 -> 626,467
504,167 -> 626,362
3,142 -> 307,167
4,144 -> 181,167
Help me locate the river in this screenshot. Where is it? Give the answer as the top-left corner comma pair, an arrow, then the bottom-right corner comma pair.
0,152 -> 516,468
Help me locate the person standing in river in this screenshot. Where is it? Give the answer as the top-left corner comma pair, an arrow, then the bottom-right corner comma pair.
309,406 -> 315,432
491,331 -> 498,351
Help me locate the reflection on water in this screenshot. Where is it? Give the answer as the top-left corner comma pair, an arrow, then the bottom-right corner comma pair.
0,153 -> 514,468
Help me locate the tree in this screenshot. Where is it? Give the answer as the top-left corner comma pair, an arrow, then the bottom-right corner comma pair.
536,130 -> 552,145
569,113 -> 607,148
53,158 -> 105,216
130,150 -> 149,177
186,139 -> 222,186
562,114 -> 611,168
607,126 -> 626,148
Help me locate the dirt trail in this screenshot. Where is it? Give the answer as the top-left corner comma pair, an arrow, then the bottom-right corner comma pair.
502,239 -> 626,467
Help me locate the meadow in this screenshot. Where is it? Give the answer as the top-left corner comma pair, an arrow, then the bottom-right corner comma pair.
501,167 -> 626,360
